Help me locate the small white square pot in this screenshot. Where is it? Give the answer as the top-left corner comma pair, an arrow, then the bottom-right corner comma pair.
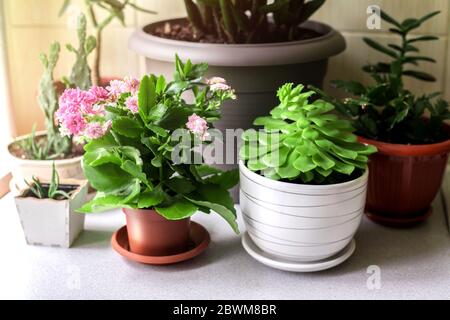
14,180 -> 88,248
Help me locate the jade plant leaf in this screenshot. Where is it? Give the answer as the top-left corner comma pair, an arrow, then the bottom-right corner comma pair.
240,84 -> 377,184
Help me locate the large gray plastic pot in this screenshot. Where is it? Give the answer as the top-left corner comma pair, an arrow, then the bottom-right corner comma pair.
129,18 -> 346,201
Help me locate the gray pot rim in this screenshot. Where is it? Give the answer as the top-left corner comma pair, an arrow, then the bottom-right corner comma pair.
129,18 -> 346,66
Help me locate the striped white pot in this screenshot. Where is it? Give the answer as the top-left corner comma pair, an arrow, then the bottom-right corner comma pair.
239,161 -> 368,262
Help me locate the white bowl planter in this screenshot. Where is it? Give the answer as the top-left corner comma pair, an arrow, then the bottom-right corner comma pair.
239,161 -> 368,262
129,18 -> 346,202
14,180 -> 88,248
7,131 -> 84,190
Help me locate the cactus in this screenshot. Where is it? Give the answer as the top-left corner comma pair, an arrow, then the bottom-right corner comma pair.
66,14 -> 96,90
59,0 -> 156,86
184,0 -> 326,43
36,42 -> 71,159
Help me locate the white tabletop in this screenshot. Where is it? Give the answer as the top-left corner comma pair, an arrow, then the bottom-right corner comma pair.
0,192 -> 449,300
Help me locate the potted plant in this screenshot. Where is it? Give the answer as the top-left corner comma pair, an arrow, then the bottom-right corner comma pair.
7,15 -> 94,190
319,10 -> 450,226
239,84 -> 376,269
60,56 -> 239,261
59,0 -> 155,86
129,0 -> 346,198
14,164 -> 88,248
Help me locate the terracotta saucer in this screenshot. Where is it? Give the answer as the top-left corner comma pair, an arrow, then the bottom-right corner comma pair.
111,221 -> 210,265
365,207 -> 433,227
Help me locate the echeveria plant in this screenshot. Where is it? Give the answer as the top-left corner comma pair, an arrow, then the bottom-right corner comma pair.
58,56 -> 239,233
240,84 -> 377,184
324,10 -> 450,144
184,0 -> 325,43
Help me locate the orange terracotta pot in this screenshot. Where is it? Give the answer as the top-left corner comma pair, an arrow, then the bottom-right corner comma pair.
123,208 -> 191,256
358,134 -> 450,226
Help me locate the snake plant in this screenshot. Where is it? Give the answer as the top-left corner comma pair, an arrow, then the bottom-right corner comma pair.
240,84 -> 377,184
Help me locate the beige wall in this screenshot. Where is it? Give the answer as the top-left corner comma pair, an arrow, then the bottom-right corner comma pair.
3,0 -> 450,135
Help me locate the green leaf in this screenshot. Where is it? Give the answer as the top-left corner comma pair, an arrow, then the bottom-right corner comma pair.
331,80 -> 366,96
403,70 -> 436,82
83,148 -> 121,167
204,169 -> 239,190
82,159 -> 133,193
121,160 -> 149,186
137,187 -> 166,209
148,103 -> 168,122
164,177 -> 196,194
138,75 -> 156,121
312,150 -> 335,170
363,38 -> 397,58
275,151 -> 301,179
293,155 -> 317,173
112,117 -> 143,138
380,10 -> 402,28
186,197 -> 239,234
156,198 -> 198,220
146,123 -> 168,137
407,35 -> 439,43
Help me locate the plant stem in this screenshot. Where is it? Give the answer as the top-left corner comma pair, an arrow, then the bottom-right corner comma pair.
85,0 -> 101,86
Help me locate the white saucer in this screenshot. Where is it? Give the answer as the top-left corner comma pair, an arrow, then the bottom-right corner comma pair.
242,232 -> 355,272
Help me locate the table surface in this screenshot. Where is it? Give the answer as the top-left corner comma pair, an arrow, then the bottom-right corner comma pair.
0,192 -> 449,300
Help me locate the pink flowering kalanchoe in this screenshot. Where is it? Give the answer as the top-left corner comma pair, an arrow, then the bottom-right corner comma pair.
56,76 -> 143,142
125,95 -> 139,114
186,113 -> 210,141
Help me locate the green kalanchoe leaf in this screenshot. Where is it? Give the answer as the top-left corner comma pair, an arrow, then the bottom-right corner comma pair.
241,84 -> 377,184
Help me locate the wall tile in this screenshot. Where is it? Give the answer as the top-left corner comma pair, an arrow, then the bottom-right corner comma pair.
6,0 -> 136,27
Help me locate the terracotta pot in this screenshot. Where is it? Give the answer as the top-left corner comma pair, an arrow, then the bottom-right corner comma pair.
123,208 -> 191,256
129,18 -> 346,203
358,134 -> 450,225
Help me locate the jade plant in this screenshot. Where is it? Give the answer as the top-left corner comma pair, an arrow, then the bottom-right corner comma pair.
184,0 -> 326,43
59,0 -> 155,86
240,84 -> 377,184
322,10 -> 450,144
56,56 -> 239,233
24,163 -> 72,200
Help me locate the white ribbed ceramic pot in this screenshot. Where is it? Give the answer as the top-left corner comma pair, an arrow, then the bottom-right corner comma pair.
239,161 -> 368,262
7,131 -> 84,190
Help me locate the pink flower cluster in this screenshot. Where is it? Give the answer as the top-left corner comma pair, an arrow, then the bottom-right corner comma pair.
186,114 -> 209,141
56,86 -> 109,139
56,77 -> 141,141
106,76 -> 140,98
206,77 -> 236,99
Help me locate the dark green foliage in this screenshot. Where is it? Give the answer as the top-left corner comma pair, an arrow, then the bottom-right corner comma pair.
184,0 -> 326,43
323,10 -> 450,144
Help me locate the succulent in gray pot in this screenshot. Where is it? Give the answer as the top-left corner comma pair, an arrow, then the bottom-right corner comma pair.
129,0 -> 346,200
